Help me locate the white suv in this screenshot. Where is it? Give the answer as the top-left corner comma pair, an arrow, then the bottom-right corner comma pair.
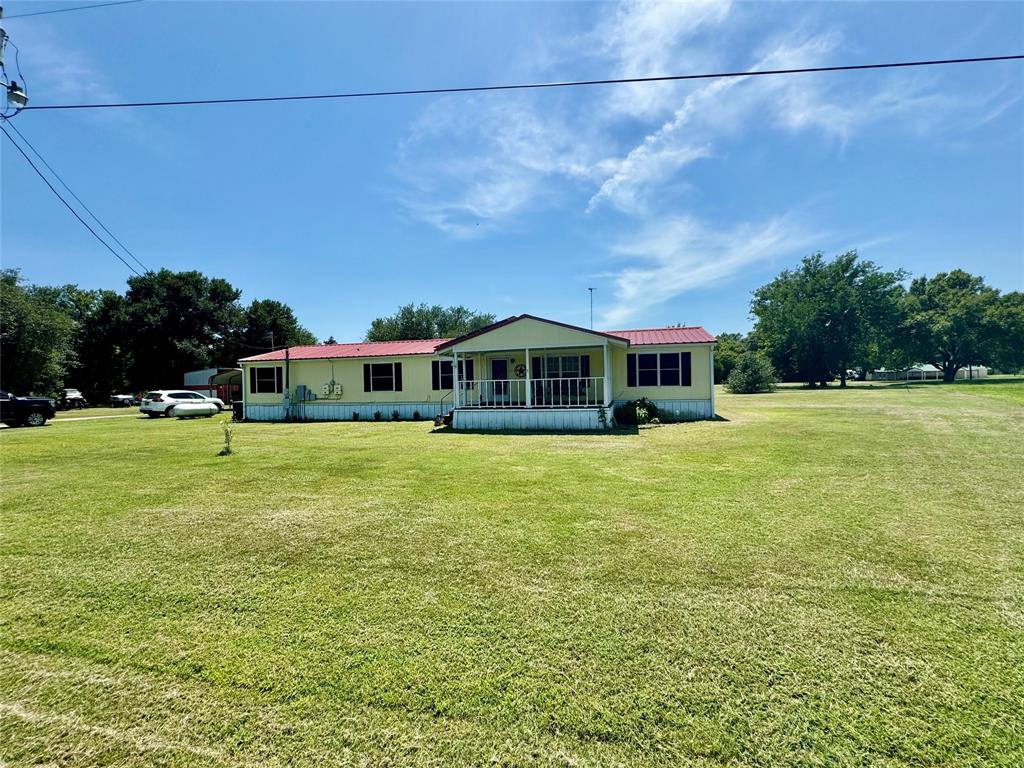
140,390 -> 225,417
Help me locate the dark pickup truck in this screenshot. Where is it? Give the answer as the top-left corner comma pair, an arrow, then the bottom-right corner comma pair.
0,390 -> 57,427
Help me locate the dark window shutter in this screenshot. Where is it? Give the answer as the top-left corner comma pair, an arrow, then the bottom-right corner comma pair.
627,354 -> 637,387
580,355 -> 590,378
465,359 -> 474,382
532,357 -> 542,378
431,361 -> 440,390
681,352 -> 692,387
363,364 -> 371,392
275,367 -> 283,393
249,367 -> 257,393
394,363 -> 403,391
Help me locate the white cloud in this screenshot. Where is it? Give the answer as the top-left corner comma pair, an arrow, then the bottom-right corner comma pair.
394,0 -> 1018,318
11,25 -> 120,105
396,96 -> 609,237
601,215 -> 819,326
588,0 -> 733,120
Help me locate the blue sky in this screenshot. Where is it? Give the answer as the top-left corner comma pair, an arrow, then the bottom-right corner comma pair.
2,1 -> 1022,342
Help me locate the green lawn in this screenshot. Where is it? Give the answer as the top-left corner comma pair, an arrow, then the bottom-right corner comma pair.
2,383 -> 1022,766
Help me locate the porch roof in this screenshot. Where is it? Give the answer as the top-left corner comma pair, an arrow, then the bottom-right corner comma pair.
434,314 -> 629,352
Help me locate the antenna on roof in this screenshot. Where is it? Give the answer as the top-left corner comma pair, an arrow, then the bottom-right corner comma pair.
588,287 -> 594,329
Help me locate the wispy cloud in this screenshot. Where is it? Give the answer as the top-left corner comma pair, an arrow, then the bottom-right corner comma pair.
396,96 -> 608,237
394,0 -> 1018,319
601,215 -> 819,326
12,24 -> 120,105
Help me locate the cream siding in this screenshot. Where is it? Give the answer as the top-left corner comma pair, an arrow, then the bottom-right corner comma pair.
610,344 -> 714,401
446,317 -> 624,353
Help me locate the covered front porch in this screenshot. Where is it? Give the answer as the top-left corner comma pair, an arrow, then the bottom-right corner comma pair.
433,314 -> 630,430
441,342 -> 614,411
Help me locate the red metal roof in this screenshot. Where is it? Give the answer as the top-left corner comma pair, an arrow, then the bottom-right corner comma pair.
239,338 -> 450,362
607,326 -> 717,345
238,322 -> 716,363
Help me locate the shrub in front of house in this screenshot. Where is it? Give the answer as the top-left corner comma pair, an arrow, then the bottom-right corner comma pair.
374,410 -> 383,421
352,411 -> 360,421
725,352 -> 779,394
613,397 -> 659,425
412,410 -> 421,421
391,410 -> 400,421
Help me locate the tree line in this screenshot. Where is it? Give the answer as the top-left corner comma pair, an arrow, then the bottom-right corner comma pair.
718,253 -> 1023,387
1,269 -> 316,399
2,254 -> 1019,400
1,271 -> 500,400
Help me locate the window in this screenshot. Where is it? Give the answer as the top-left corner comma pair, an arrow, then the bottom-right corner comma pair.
540,355 -> 590,379
431,359 -> 473,390
627,352 -> 691,387
250,367 -> 283,394
637,354 -> 659,386
363,362 -> 403,392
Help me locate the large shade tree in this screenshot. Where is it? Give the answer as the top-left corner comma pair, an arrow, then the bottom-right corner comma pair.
123,270 -> 244,389
901,270 -> 1013,382
365,303 -> 495,342
220,299 -> 317,364
751,252 -> 906,387
0,270 -> 76,395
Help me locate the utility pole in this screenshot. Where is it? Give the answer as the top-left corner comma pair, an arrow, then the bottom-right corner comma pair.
588,287 -> 594,329
0,8 -> 30,114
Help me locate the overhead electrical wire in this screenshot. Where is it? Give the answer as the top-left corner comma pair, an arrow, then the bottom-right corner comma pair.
18,55 -> 1024,112
0,123 -> 143,276
1,0 -> 144,20
2,120 -> 151,273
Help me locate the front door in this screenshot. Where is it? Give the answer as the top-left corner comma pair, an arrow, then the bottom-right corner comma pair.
490,359 -> 509,402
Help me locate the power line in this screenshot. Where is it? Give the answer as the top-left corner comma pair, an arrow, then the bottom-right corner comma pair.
19,54 -> 1024,112
3,121 -> 150,273
0,123 -> 142,276
1,0 -> 144,20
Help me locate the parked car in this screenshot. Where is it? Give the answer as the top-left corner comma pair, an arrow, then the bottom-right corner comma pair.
109,394 -> 137,407
56,388 -> 88,410
139,390 -> 225,418
0,390 -> 57,427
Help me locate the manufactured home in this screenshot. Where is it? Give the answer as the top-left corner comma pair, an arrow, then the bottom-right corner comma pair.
239,314 -> 716,430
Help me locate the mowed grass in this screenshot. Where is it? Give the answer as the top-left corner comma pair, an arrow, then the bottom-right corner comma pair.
1,383 -> 1022,767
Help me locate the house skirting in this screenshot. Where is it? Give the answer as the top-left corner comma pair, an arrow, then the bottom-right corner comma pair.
244,401 -> 447,422
452,407 -> 603,431
612,399 -> 713,421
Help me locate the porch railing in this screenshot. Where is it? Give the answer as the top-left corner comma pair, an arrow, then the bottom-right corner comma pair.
458,377 -> 605,408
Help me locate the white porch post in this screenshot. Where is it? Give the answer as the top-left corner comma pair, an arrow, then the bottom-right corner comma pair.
453,350 -> 461,408
525,347 -> 532,407
603,340 -> 612,407
709,346 -> 716,417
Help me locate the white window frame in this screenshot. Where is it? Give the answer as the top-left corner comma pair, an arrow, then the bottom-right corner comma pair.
253,367 -> 282,394
631,352 -> 688,387
369,362 -> 398,392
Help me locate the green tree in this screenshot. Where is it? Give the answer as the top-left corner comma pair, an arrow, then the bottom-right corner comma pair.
901,270 -> 1008,382
221,299 -> 317,363
124,270 -> 244,389
713,332 -> 749,384
752,252 -> 905,387
724,351 -> 778,394
365,303 -> 495,342
0,269 -> 76,395
66,291 -> 132,401
988,292 -> 1024,373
